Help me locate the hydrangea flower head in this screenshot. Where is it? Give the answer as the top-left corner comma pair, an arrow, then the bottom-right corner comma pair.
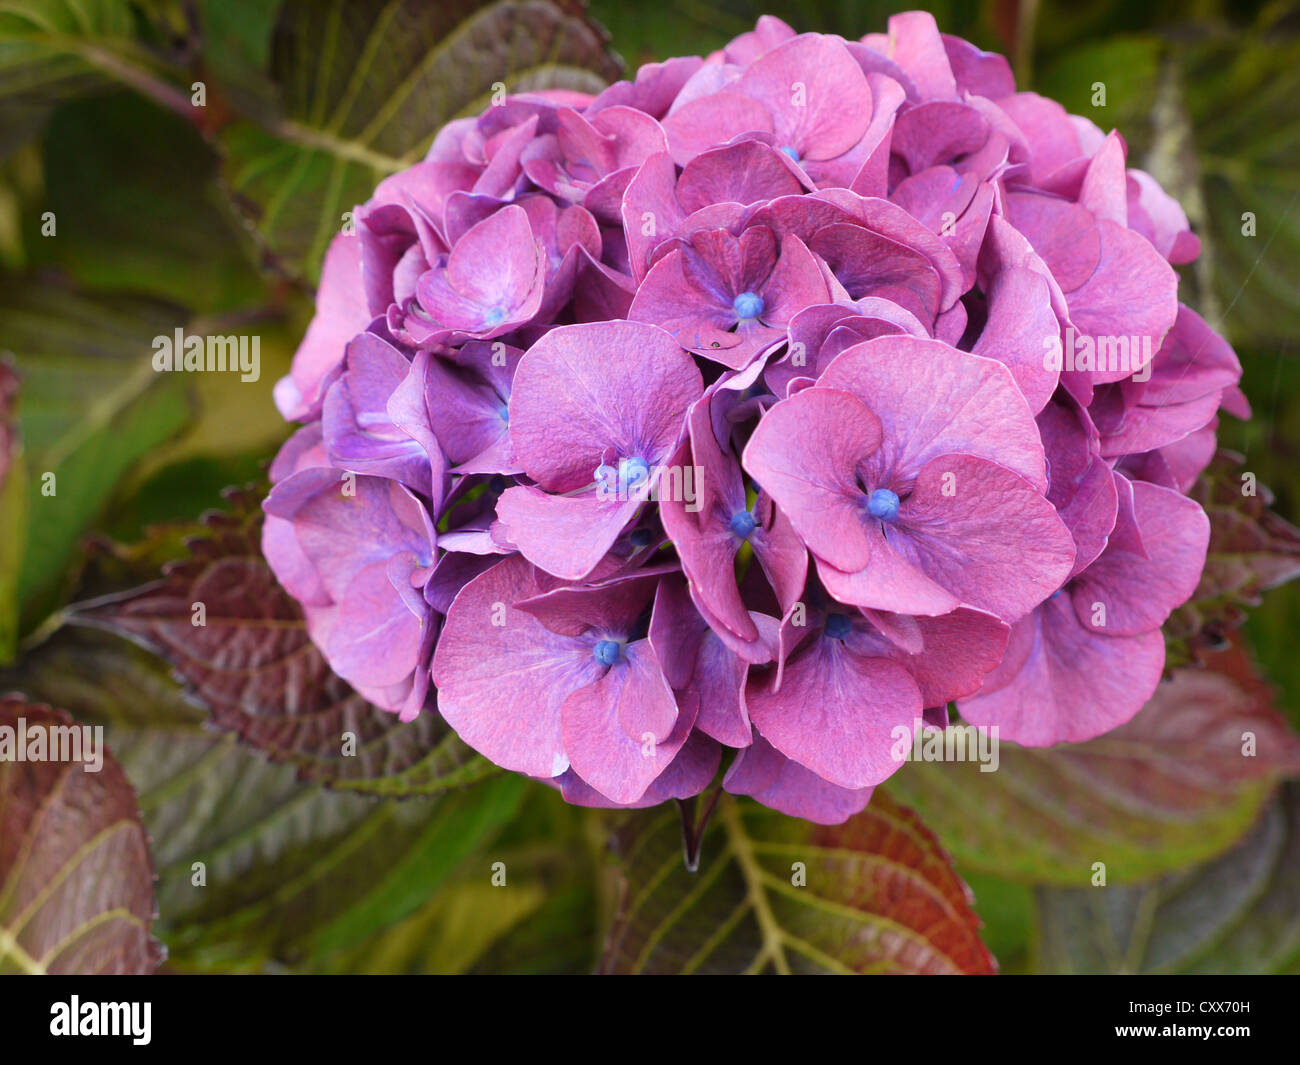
266,11 -> 1241,823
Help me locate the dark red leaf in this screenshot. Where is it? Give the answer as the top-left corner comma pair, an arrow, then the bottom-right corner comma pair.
0,697 -> 162,974
600,792 -> 996,974
77,487 -> 490,796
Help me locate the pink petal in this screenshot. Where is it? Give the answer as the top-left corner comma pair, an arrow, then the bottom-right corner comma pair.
561,640 -> 684,803
496,487 -> 641,582
960,596 -> 1166,746
724,731 -> 873,824
819,336 -> 1048,490
742,387 -> 883,571
1070,478 -> 1209,636
747,634 -> 921,789
879,454 -> 1075,620
275,234 -> 369,421
432,555 -> 603,777
509,320 -> 703,491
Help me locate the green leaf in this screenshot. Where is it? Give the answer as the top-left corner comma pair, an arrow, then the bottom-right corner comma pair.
1179,21 -> 1300,348
1023,32 -> 1164,131
0,696 -> 163,974
599,792 -> 996,974
30,92 -> 267,312
331,876 -> 548,974
887,647 -> 1300,885
0,0 -> 187,155
957,868 -> 1035,973
337,779 -> 609,974
217,0 -> 621,280
195,0 -> 282,117
77,485 -> 495,796
471,882 -> 599,974
1,284 -> 191,631
584,0 -> 996,65
3,626 -> 526,971
1036,782 -> 1300,974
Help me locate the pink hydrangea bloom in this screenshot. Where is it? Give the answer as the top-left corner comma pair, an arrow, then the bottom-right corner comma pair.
265,11 -> 1242,823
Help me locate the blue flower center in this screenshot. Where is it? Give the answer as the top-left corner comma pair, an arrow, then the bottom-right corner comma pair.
732,291 -> 765,321
620,456 -> 650,490
595,457 -> 651,494
593,639 -> 622,666
779,145 -> 800,163
729,510 -> 757,539
825,613 -> 853,640
867,488 -> 901,522
497,404 -> 509,424
483,306 -> 505,327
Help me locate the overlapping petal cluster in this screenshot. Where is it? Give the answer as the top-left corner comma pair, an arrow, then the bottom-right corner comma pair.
265,12 -> 1245,822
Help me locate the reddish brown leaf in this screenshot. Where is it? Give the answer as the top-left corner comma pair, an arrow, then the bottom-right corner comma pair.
76,487 -> 491,796
0,697 -> 162,974
600,792 -> 996,974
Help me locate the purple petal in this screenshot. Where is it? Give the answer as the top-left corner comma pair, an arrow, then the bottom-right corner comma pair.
1070,477 -> 1209,636
742,387 -> 883,572
415,205 -> 545,337
746,632 -> 921,789
561,639 -> 685,803
724,731 -> 873,824
496,487 -> 641,582
960,596 -> 1166,746
819,336 -> 1048,490
432,555 -> 602,778
275,234 -> 369,421
509,321 -> 702,491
